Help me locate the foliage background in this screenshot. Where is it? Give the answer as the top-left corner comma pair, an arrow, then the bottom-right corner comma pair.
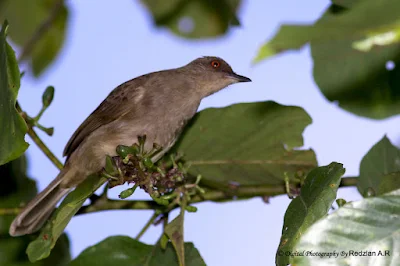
3,0 -> 400,265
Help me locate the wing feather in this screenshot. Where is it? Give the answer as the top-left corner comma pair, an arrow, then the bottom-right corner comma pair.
63,78 -> 147,158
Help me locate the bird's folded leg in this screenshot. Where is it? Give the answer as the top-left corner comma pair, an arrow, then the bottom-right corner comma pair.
146,143 -> 163,159
101,169 -> 120,181
185,174 -> 205,195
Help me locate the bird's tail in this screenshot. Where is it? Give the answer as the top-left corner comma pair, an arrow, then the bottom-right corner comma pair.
9,171 -> 71,236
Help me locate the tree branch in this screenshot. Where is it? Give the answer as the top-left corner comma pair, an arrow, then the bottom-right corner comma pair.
75,178 -> 358,216
0,177 -> 359,217
340,176 -> 358,187
76,185 -> 285,215
16,103 -> 64,170
135,211 -> 159,240
27,127 -> 63,170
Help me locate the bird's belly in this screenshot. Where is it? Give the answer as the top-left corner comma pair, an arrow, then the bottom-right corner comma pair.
94,122 -> 179,163
70,114 -> 188,178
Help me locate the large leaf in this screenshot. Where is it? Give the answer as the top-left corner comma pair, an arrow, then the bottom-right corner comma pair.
357,136 -> 400,196
254,0 -> 400,119
0,156 -> 71,266
254,0 -> 400,61
312,3 -> 400,120
378,172 -> 400,195
293,188 -> 400,266
276,162 -> 345,266
171,101 -> 316,188
27,175 -> 107,262
0,21 -> 28,165
331,0 -> 361,9
140,0 -> 240,38
70,236 -> 206,266
0,0 -> 68,76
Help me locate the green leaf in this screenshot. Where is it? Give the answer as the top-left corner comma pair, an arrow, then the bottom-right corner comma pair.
171,101 -> 316,188
0,0 -> 68,76
331,0 -> 361,8
352,26 -> 400,52
254,0 -> 400,61
27,175 -> 107,262
165,209 -> 185,266
312,3 -> 400,119
70,236 -> 206,266
276,162 -> 345,266
0,234 -> 71,266
254,0 -> 400,119
0,156 -> 71,265
0,21 -> 28,165
357,136 -> 400,196
141,0 -> 240,38
378,172 -> 400,195
293,188 -> 400,266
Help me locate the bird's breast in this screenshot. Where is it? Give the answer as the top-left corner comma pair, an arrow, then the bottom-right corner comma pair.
84,97 -> 199,168
96,113 -> 189,158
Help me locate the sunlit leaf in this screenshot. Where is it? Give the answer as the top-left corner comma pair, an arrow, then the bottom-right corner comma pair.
293,188 -> 400,265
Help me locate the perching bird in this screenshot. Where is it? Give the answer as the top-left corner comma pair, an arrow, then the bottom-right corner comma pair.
9,56 -> 251,236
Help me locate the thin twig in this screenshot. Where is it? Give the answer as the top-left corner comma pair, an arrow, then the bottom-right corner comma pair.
163,213 -> 169,229
340,177 -> 358,187
27,127 -> 63,170
16,103 -> 63,170
77,198 -> 160,214
135,212 -> 159,240
17,0 -> 64,62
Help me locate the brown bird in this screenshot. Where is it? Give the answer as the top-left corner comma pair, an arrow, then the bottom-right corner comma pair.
9,56 -> 251,236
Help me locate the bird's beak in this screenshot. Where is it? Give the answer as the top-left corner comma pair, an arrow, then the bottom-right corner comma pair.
229,72 -> 252,83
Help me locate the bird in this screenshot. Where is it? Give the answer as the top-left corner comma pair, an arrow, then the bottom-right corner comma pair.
9,56 -> 251,236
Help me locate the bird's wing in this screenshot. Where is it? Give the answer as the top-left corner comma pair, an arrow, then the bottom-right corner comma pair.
63,78 -> 147,158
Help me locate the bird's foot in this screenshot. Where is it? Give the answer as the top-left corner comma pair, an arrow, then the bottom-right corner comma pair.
101,170 -> 120,181
185,175 -> 205,195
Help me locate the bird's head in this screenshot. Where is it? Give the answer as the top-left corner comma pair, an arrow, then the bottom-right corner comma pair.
183,56 -> 251,98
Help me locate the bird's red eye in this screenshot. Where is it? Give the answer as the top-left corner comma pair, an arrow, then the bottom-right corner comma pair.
211,60 -> 220,68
